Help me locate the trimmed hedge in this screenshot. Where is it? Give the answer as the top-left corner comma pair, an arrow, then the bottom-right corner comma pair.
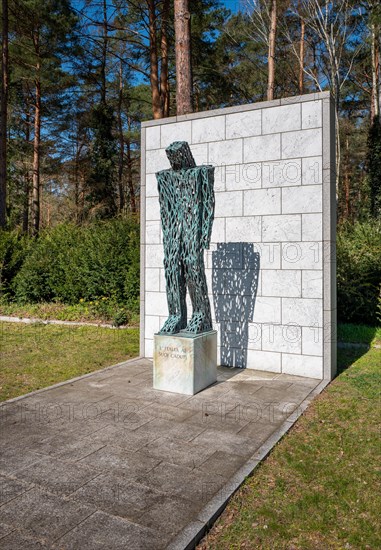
337,221 -> 381,325
1,220 -> 140,312
0,229 -> 30,300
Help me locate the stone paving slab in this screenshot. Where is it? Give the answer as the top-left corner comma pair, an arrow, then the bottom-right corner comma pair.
0,357 -> 325,549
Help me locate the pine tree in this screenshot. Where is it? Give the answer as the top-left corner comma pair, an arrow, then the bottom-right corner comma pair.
8,0 -> 78,233
0,0 -> 9,227
86,102 -> 117,219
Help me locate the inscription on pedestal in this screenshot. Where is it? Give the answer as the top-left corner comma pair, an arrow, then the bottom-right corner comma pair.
157,344 -> 188,360
153,331 -> 217,395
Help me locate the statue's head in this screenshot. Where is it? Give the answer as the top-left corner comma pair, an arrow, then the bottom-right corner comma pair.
166,141 -> 196,170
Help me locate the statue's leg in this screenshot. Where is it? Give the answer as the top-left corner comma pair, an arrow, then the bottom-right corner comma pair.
159,239 -> 187,334
183,249 -> 212,334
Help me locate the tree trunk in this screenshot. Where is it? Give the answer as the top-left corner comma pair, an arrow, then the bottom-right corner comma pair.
194,82 -> 200,112
334,73 -> 341,194
117,60 -> 125,212
126,116 -> 136,213
32,72 -> 41,235
299,15 -> 305,95
312,41 -> 318,91
0,0 -> 9,227
148,0 -> 162,119
74,140 -> 80,223
344,135 -> 350,219
267,0 -> 277,101
371,20 -> 380,121
101,0 -> 108,104
46,191 -> 51,227
23,111 -> 30,233
160,0 -> 170,117
23,175 -> 30,232
80,173 -> 85,220
174,0 -> 192,115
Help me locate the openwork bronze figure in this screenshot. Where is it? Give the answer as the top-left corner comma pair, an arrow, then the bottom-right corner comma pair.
156,141 -> 215,335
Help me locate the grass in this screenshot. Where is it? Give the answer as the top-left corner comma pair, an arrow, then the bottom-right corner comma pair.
337,323 -> 381,345
0,322 -> 139,401
198,344 -> 381,550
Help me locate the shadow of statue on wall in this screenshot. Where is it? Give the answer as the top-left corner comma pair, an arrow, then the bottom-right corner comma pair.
212,243 -> 260,368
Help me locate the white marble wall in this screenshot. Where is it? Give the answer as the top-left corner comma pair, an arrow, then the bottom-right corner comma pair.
141,92 -> 336,380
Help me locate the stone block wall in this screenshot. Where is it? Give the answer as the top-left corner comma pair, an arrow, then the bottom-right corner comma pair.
140,92 -> 336,380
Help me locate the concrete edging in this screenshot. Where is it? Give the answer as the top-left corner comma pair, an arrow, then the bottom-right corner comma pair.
0,315 -> 128,329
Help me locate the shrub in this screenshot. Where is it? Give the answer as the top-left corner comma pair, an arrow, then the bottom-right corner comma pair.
11,219 -> 140,308
0,229 -> 30,302
337,221 -> 381,325
112,308 -> 129,327
11,224 -> 82,303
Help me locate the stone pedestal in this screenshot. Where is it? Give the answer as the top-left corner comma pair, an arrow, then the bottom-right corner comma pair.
153,331 -> 217,395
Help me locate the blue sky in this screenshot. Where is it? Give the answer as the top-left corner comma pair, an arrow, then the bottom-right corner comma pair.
221,0 -> 241,13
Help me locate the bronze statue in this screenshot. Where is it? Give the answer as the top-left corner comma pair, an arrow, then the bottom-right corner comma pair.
156,141 -> 215,335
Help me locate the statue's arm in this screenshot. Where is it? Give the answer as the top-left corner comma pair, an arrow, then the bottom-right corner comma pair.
156,170 -> 168,216
201,166 -> 215,250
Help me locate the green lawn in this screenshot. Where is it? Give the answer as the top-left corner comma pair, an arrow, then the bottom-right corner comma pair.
0,322 -> 139,401
337,322 -> 381,345
198,343 -> 381,550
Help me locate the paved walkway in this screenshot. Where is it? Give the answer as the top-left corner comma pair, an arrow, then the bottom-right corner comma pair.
0,358 -> 323,549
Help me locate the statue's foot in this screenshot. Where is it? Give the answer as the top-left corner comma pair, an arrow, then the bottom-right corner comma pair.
159,315 -> 187,335
181,312 -> 212,334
